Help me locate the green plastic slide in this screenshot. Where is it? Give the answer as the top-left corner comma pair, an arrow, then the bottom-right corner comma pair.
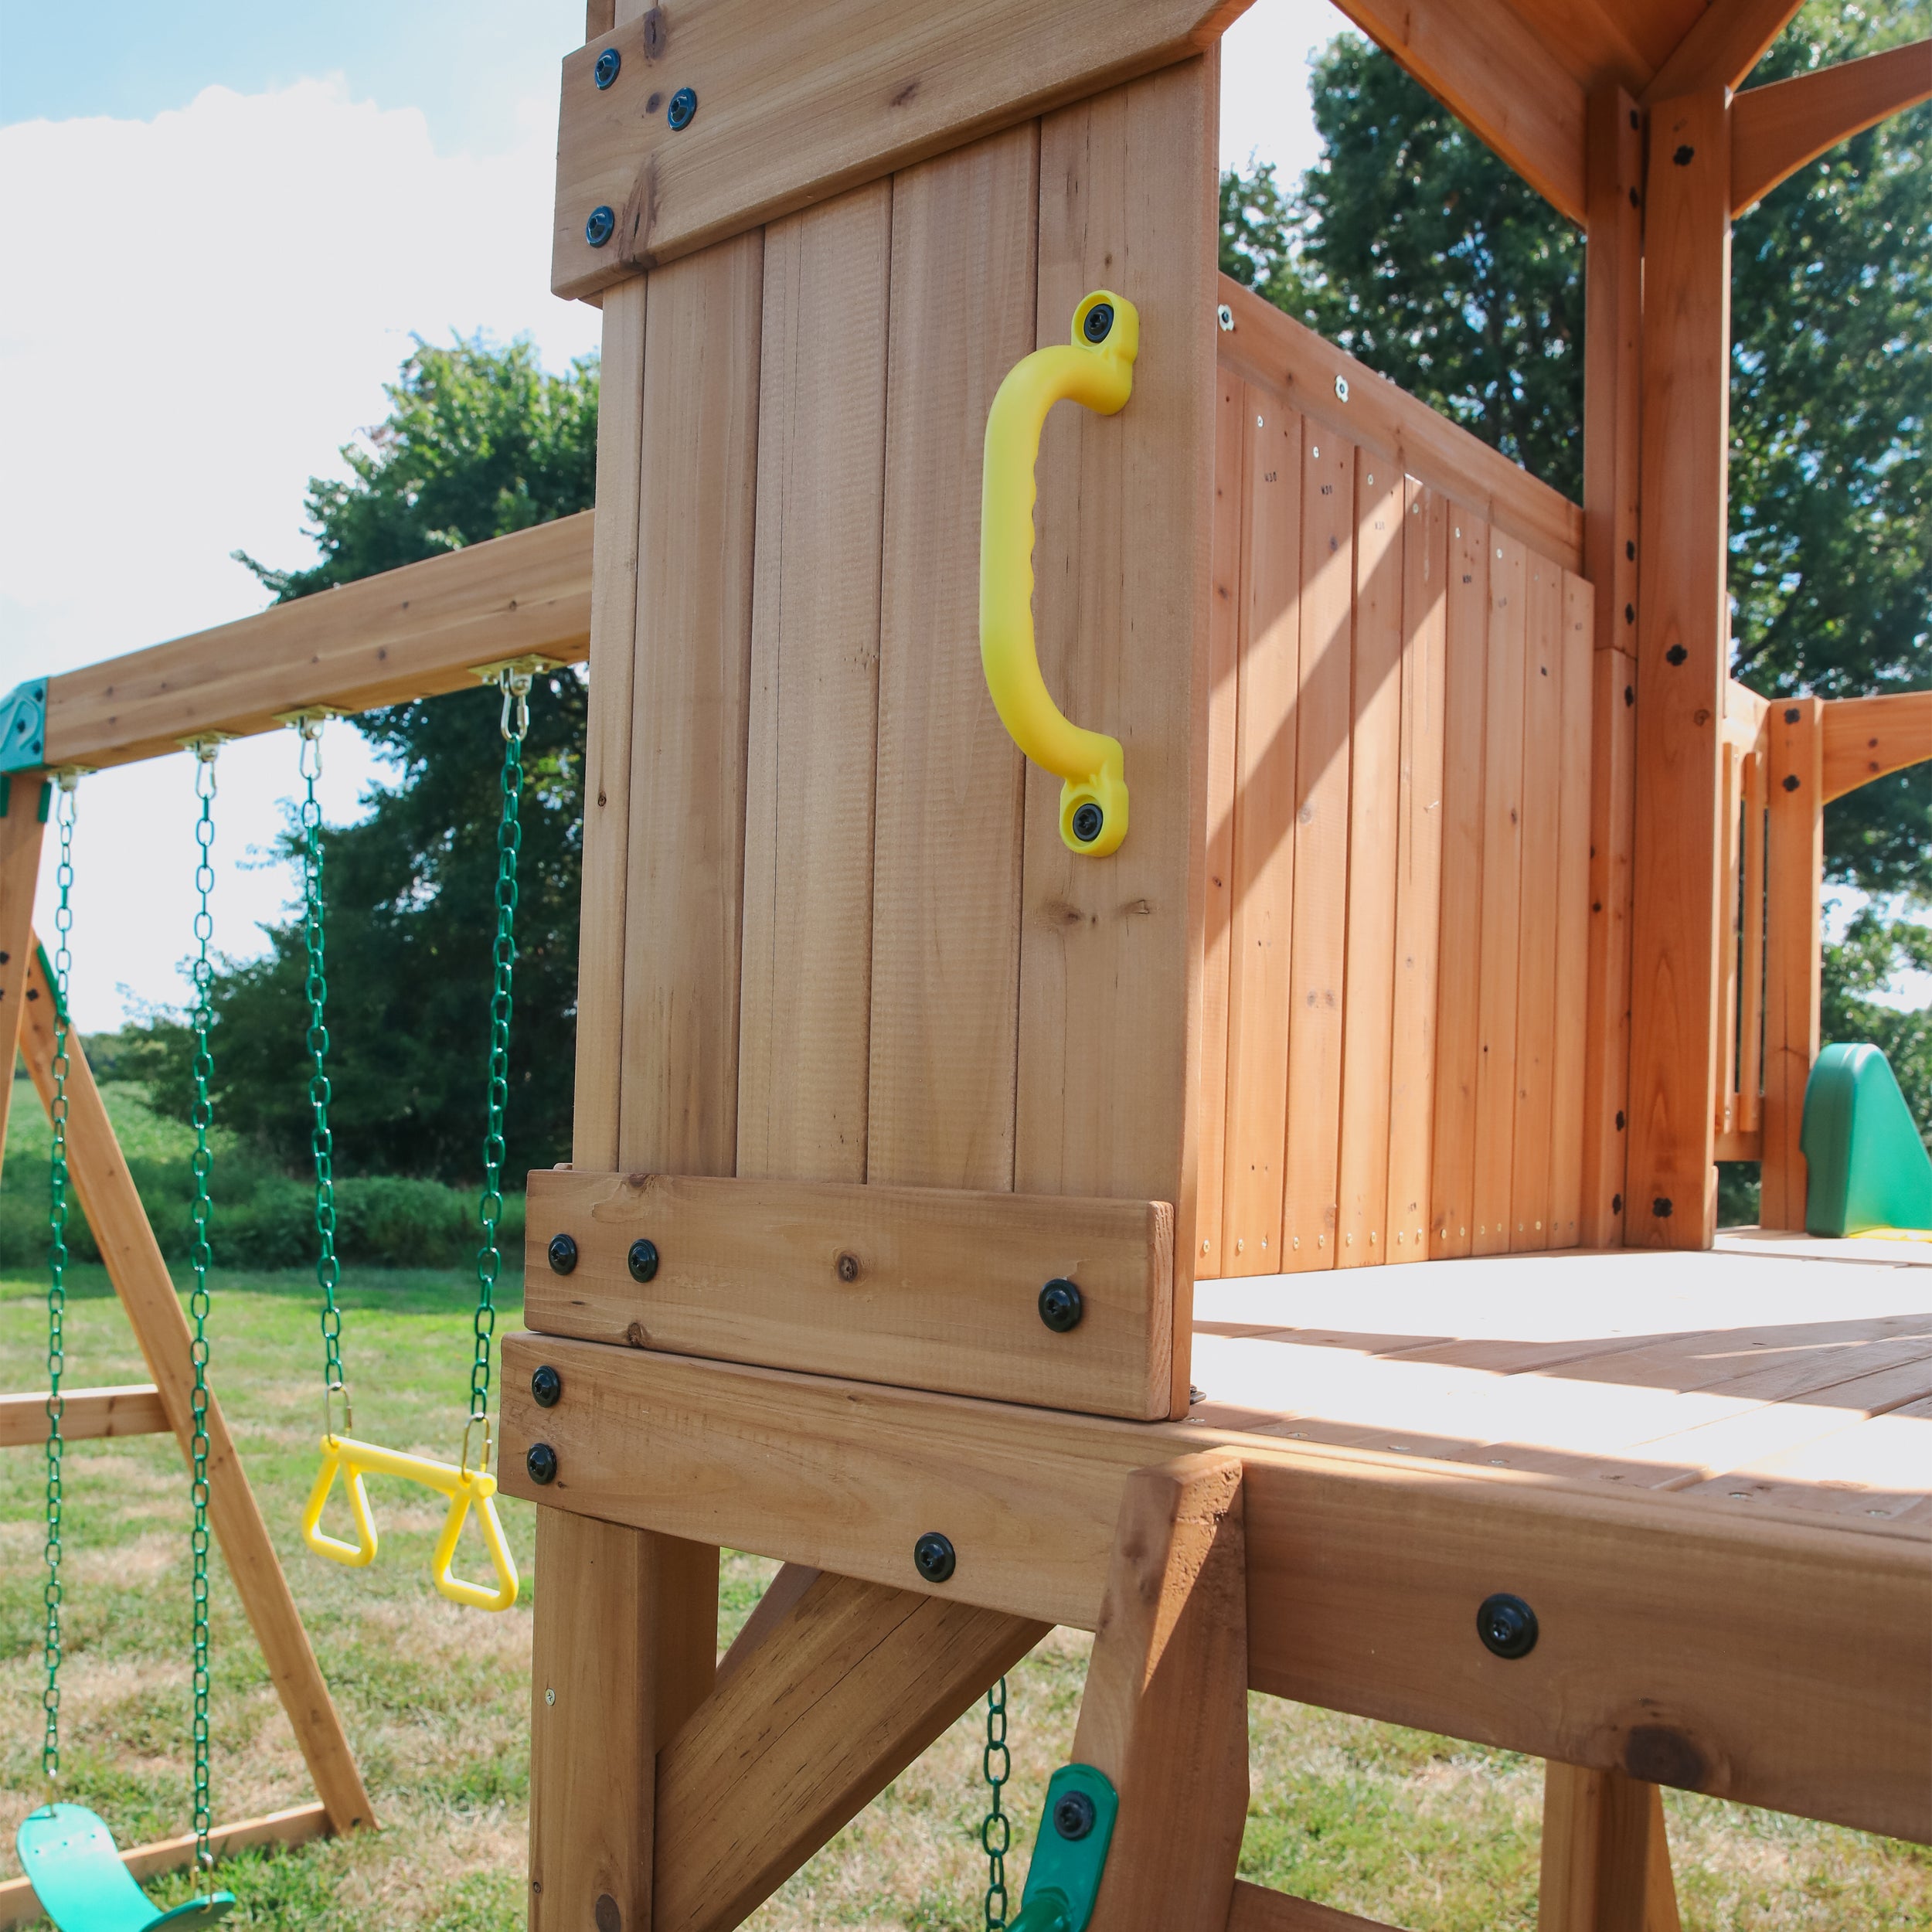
13,1807 -> 233,1932
1801,1043 -> 1932,1238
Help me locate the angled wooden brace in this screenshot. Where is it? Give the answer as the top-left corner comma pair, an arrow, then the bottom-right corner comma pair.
1539,1764 -> 1682,1932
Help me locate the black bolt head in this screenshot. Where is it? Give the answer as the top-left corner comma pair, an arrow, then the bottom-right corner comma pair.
594,46 -> 621,88
668,86 -> 697,131
913,1531 -> 956,1583
1053,1790 -> 1097,1841
1476,1591 -> 1538,1659
532,1364 -> 563,1409
585,204 -> 617,247
1781,773 -> 1800,793
628,1237 -> 660,1283
527,1442 -> 560,1485
1071,801 -> 1104,844
547,1232 -> 579,1275
1039,1278 -> 1084,1333
1082,301 -> 1114,344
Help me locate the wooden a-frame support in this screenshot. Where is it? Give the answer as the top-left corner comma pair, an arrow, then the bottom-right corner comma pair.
0,779 -> 372,1925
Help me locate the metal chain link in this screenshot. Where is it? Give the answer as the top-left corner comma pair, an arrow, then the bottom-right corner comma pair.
981,1675 -> 1012,1929
41,773 -> 80,1786
185,742 -> 219,1870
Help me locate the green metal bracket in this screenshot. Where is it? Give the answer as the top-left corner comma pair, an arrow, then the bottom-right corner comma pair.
0,677 -> 48,774
1010,1764 -> 1119,1932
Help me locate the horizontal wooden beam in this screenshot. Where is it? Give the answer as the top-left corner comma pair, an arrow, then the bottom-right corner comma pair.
525,1169 -> 1174,1419
551,0 -> 1245,300
0,1804 -> 331,1932
1217,277 -> 1584,571
1732,40 -> 1932,211
0,1383 -> 169,1449
498,1333 -> 1931,1842
1327,0 -> 1587,224
40,512 -> 594,773
1820,688 -> 1932,802
1226,1882 -> 1402,1932
1642,0 -> 1804,104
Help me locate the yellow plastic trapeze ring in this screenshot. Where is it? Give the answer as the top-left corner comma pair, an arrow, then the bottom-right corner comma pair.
979,288 -> 1138,858
300,1420 -> 520,1612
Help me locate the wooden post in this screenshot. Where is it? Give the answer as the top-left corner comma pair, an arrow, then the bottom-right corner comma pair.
0,769 -> 49,1193
1626,87 -> 1733,1250
1539,1762 -> 1682,1932
1758,697 -> 1823,1230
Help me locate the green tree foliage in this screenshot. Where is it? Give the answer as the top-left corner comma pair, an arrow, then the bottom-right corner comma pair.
136,336 -> 595,1182
1821,906 -> 1932,1145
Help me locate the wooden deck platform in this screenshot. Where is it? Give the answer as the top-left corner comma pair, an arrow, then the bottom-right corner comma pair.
1189,1230 -> 1932,1526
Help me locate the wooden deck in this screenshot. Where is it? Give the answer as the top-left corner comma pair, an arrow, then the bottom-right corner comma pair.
1189,1229 -> 1932,1526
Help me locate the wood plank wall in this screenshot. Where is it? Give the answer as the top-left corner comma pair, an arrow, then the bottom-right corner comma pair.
1205,289 -> 1595,1276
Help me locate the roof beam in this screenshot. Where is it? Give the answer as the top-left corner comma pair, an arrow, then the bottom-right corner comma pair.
1642,0 -> 1806,104
1731,39 -> 1932,212
1329,0 -> 1587,224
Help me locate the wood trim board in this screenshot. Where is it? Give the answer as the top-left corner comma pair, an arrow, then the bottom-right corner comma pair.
0,1383 -> 169,1449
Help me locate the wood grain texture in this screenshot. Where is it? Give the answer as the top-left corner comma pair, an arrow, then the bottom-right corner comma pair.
1819,689 -> 1932,803
1737,719 -> 1767,1137
0,774 -> 47,1198
737,185 -> 891,1184
867,125 -> 1038,1192
1075,1454 -> 1247,1931
498,1332 -> 1932,1839
0,1383 -> 168,1449
711,1562 -> 821,1693
1549,576 -> 1597,1249
523,1168 -> 1175,1418
1642,0 -> 1804,101
1627,90 -> 1731,1251
1225,1883 -> 1403,1932
1538,1763 -> 1683,1932
1220,391 -> 1302,1275
1016,58 -> 1218,1420
553,0 -> 1243,298
1581,645 -> 1638,1243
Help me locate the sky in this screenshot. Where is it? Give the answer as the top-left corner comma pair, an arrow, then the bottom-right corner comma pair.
0,0 -> 1343,1032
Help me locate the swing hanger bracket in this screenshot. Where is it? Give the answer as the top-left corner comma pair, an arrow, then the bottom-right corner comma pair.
468,652 -> 570,686
274,704 -> 347,735
179,731 -> 234,761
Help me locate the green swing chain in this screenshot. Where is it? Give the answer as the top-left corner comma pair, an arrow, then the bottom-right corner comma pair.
982,1675 -> 1011,1929
185,741 -> 221,1871
41,772 -> 80,1786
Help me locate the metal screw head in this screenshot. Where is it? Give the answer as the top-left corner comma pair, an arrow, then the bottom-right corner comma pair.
668,85 -> 697,131
547,1232 -> 579,1275
1476,1591 -> 1537,1659
1038,1278 -> 1084,1333
1053,1789 -> 1097,1840
1071,801 -> 1104,844
594,46 -> 621,88
1216,302 -> 1234,332
527,1442 -> 560,1485
532,1364 -> 563,1409
913,1531 -> 956,1583
628,1237 -> 660,1283
1334,373 -> 1350,402
585,204 -> 617,247
1082,301 -> 1114,344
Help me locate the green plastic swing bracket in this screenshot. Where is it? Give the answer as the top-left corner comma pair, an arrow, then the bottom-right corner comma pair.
1009,1764 -> 1119,1932
1801,1042 -> 1932,1236
0,677 -> 49,774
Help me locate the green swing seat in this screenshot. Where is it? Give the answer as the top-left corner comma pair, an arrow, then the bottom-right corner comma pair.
15,1807 -> 234,1932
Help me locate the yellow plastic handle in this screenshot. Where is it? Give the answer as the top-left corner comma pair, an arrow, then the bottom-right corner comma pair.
980,289 -> 1139,857
301,1434 -> 521,1613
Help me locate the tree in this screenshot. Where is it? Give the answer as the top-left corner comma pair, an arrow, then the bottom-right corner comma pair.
136,335 -> 596,1183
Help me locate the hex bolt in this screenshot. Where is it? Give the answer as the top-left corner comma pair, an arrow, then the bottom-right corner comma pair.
527,1442 -> 560,1485
594,47 -> 621,88
1476,1591 -> 1537,1659
531,1364 -> 563,1409
1053,1790 -> 1097,1841
628,1237 -> 660,1283
913,1531 -> 957,1583
1082,301 -> 1114,344
547,1233 -> 579,1275
1071,801 -> 1104,844
585,205 -> 617,248
1038,1278 -> 1084,1333
668,86 -> 698,131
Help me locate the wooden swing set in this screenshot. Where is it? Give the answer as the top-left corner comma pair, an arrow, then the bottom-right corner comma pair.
5,0 -> 1930,1926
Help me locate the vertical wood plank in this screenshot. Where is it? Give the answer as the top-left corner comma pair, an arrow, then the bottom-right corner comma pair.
1019,56 -> 1218,1417
1759,697 -> 1822,1230
1549,574 -> 1596,1249
0,771 -> 49,1195
1279,430 -> 1355,1273
868,126 -> 1039,1192
618,231 -> 764,1178
1219,391 -> 1301,1276
1582,644 -> 1639,1242
1430,516 -> 1490,1259
1628,88 -> 1733,1250
1538,1761 -> 1683,1932
1335,462 -> 1406,1268
1385,484 -> 1448,1262
1509,553 -> 1566,1251
1195,366 -> 1247,1274
1716,736 -> 1745,1139
1472,532 -> 1527,1257
1738,730 -> 1767,1136
737,184 -> 892,1183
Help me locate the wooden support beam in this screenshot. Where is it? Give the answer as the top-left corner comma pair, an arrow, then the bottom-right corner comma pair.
711,1562 -> 821,1692
0,1383 -> 169,1449
1328,0 -> 1587,223
651,1571 -> 1046,1932
1538,1763 -> 1682,1932
1626,89 -> 1733,1252
1075,1452 -> 1247,1932
1732,40 -> 1932,212
1642,0 -> 1805,104
1226,1883 -> 1403,1932
18,941 -> 374,1838
1819,688 -> 1932,802
499,1334 -> 1932,1841
0,769 -> 49,1196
